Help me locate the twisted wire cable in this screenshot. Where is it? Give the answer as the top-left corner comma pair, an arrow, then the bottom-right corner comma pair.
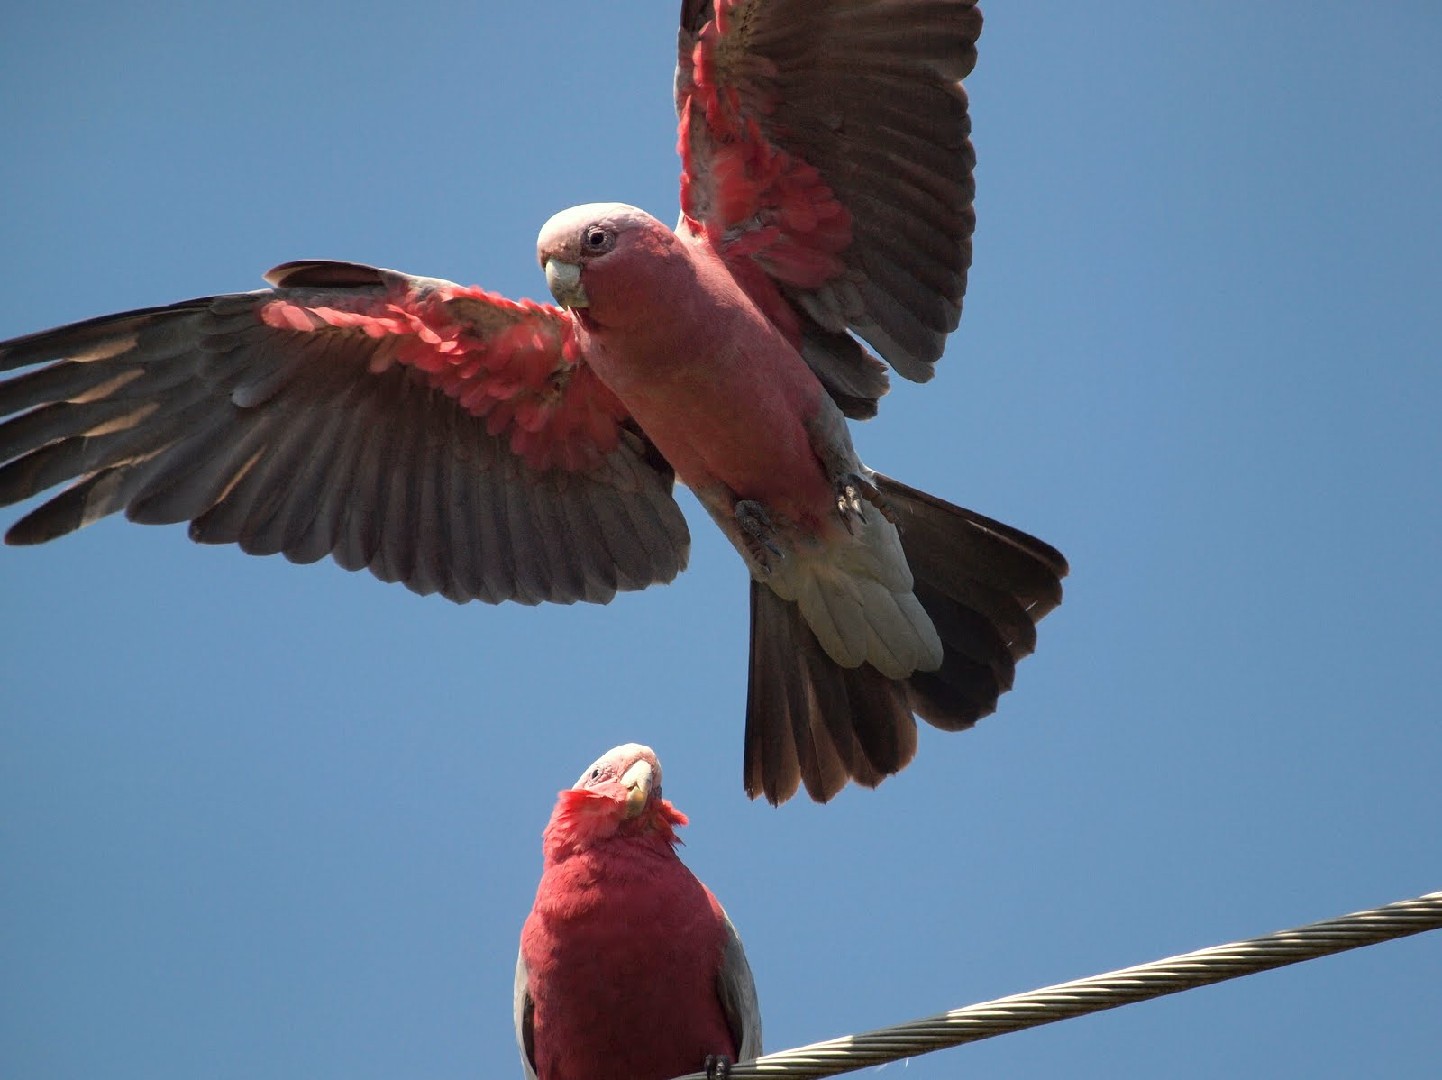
673,889 -> 1442,1079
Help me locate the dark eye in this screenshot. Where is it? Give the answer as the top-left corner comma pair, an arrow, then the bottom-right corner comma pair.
582,226 -> 612,254
590,767 -> 601,781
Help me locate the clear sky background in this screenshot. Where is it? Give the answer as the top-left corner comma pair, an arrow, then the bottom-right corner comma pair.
2,3 -> 1439,1078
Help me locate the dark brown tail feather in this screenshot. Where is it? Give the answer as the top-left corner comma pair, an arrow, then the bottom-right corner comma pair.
744,473 -> 1067,804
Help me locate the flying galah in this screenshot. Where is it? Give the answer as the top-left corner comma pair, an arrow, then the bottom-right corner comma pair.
0,0 -> 1066,803
516,743 -> 760,1080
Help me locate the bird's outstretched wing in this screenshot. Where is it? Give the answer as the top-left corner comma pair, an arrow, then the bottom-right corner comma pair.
676,0 -> 983,415
0,260 -> 689,605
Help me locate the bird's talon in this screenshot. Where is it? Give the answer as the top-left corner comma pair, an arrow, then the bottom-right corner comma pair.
843,473 -> 898,526
735,499 -> 781,571
835,476 -> 870,534
705,1054 -> 734,1080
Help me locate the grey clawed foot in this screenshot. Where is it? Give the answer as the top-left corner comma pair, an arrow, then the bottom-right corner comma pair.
835,473 -> 897,533
734,499 -> 782,572
704,1054 -> 734,1080
836,477 -> 866,532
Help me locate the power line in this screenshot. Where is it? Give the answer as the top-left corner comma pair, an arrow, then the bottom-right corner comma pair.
673,889 -> 1442,1079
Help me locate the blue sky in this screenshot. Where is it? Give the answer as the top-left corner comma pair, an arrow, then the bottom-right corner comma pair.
2,3 -> 1439,1077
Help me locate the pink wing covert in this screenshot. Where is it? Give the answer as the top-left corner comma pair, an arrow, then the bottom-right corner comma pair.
0,260 -> 689,606
676,0 -> 984,411
260,260 -> 626,474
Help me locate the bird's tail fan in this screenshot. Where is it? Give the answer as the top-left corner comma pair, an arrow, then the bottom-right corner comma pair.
743,472 -> 1066,804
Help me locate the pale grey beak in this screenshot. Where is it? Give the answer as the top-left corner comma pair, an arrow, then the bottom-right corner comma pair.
621,759 -> 653,818
544,258 -> 588,309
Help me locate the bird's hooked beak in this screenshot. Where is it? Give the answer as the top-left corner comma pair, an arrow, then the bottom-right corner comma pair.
544,258 -> 588,309
621,758 -> 653,819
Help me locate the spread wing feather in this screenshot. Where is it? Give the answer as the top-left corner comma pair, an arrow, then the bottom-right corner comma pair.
0,260 -> 689,605
677,0 -> 983,412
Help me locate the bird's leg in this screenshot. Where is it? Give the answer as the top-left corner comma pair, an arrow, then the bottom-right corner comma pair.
704,1054 -> 733,1080
835,475 -> 866,524
843,471 -> 898,526
827,470 -> 899,536
734,499 -> 782,572
803,397 -> 897,533
688,483 -> 787,577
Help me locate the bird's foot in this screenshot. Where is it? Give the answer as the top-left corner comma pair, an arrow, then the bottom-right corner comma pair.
734,499 -> 782,572
704,1054 -> 734,1080
835,473 -> 896,534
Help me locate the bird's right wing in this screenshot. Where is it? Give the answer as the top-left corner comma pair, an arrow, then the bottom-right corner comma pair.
514,950 -> 539,1080
0,260 -> 689,605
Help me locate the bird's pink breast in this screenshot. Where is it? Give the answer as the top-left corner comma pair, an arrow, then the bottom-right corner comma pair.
581,243 -> 836,531
523,846 -> 734,1080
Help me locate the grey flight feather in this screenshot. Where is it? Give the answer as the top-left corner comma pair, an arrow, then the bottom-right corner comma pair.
677,0 -> 983,406
0,265 -> 691,606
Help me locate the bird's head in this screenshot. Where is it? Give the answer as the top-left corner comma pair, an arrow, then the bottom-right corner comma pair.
542,743 -> 688,856
536,203 -> 681,328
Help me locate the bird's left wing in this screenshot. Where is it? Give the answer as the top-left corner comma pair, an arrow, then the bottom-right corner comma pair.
715,904 -> 763,1062
676,0 -> 983,416
0,260 -> 690,606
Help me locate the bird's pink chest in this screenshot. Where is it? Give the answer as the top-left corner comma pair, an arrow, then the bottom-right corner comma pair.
584,311 -> 835,525
522,848 -> 734,1080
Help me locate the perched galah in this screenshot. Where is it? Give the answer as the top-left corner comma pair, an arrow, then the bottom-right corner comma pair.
0,0 -> 1066,803
516,743 -> 760,1080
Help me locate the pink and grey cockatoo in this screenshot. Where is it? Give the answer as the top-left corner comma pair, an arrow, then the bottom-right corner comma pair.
0,0 -> 1066,803
516,743 -> 761,1080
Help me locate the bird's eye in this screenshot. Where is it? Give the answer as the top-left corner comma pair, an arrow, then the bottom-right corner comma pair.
590,767 -> 601,781
582,226 -> 612,253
